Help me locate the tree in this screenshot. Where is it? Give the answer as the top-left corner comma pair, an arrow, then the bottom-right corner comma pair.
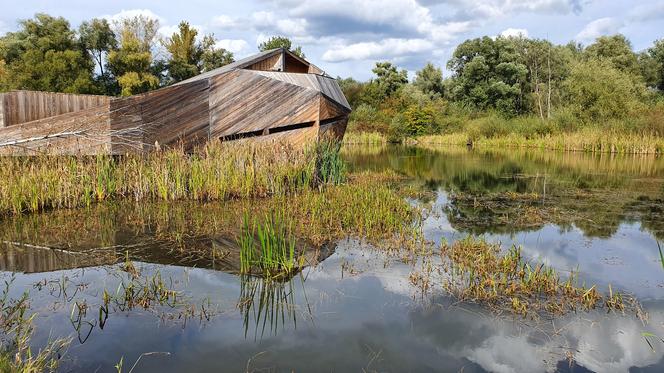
646,39 -> 664,91
258,36 -> 304,58
0,13 -> 96,93
163,21 -> 201,82
79,18 -> 117,77
372,62 -> 408,98
584,34 -> 639,76
200,35 -> 234,72
562,59 -> 648,123
107,16 -> 160,96
414,63 -> 444,98
447,36 -> 528,115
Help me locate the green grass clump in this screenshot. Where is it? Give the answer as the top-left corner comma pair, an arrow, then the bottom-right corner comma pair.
441,236 -> 626,318
239,211 -> 300,278
0,140 -> 355,216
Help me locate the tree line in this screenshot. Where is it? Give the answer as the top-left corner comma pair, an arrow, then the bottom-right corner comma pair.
341,34 -> 664,139
0,13 -> 303,96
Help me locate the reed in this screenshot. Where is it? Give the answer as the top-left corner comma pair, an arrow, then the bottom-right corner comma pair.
418,129 -> 664,154
342,131 -> 388,145
239,211 -> 300,278
0,279 -> 70,372
0,140 -> 337,216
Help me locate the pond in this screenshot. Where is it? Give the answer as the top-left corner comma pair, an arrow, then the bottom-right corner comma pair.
1,145 -> 664,372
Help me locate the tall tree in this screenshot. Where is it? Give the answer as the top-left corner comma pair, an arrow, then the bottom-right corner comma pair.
0,13 -> 96,93
258,36 -> 305,58
447,36 -> 528,115
79,18 -> 117,77
414,62 -> 444,98
107,16 -> 160,96
584,34 -> 639,76
163,21 -> 201,82
200,35 -> 234,72
372,62 -> 408,98
646,39 -> 664,91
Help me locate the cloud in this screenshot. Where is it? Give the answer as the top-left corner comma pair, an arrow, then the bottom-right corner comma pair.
211,15 -> 243,29
322,38 -> 434,62
628,2 -> 664,22
251,11 -> 308,36
575,17 -> 623,42
500,28 -> 529,38
215,39 -> 250,56
102,9 -> 166,25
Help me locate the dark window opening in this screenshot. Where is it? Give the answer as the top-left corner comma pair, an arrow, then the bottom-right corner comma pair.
269,121 -> 315,134
320,116 -> 345,126
220,129 -> 264,142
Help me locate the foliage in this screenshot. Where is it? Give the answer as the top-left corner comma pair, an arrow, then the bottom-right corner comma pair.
414,62 -> 444,98
107,16 -> 161,96
0,13 -> 96,93
561,59 -> 648,123
258,36 -> 304,58
200,35 -> 234,72
584,34 -> 640,77
372,62 -> 408,99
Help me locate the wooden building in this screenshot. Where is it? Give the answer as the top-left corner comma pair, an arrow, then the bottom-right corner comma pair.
0,48 -> 351,155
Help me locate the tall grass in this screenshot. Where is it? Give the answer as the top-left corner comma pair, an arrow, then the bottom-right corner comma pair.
0,140 -> 353,216
238,211 -> 299,278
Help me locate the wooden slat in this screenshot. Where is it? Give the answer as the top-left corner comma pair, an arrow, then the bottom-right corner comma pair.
0,91 -> 110,127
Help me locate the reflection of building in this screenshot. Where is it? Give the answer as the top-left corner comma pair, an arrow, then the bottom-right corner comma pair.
0,244 -> 120,273
0,48 -> 351,155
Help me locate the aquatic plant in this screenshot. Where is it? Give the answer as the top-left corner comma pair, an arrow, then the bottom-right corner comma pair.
0,278 -> 70,372
314,140 -> 347,186
441,236 -> 627,318
238,211 -> 300,278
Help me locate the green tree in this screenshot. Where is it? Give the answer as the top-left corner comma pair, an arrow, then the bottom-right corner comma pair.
0,13 -> 96,93
414,63 -> 444,98
79,18 -> 117,77
258,36 -> 305,58
163,21 -> 202,82
403,103 -> 436,136
107,16 -> 160,96
584,34 -> 639,76
646,39 -> 664,91
200,35 -> 234,72
372,62 -> 408,98
447,36 -> 528,115
562,59 -> 648,123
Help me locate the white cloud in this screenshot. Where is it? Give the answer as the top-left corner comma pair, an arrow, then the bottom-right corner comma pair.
575,17 -> 623,42
215,39 -> 250,56
0,20 -> 8,35
211,15 -> 242,29
500,28 -> 529,38
322,38 -> 434,62
102,9 -> 166,25
251,11 -> 308,36
450,0 -> 584,17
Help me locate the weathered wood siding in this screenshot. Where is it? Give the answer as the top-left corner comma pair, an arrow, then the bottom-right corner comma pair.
246,53 -> 282,71
209,70 -> 320,139
0,91 -> 110,127
0,102 -> 111,155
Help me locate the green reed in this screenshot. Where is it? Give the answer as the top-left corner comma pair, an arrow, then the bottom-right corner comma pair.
0,141 -> 334,216
314,140 -> 347,186
239,210 -> 299,278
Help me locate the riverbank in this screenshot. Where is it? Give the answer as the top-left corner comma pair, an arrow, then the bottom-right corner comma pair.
343,130 -> 664,154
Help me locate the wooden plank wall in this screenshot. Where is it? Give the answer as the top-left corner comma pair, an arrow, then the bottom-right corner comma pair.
246,53 -> 282,71
0,103 -> 111,155
0,91 -> 110,127
209,70 -> 320,140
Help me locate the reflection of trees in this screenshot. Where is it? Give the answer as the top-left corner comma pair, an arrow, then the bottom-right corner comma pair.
345,145 -> 664,238
238,275 -> 310,340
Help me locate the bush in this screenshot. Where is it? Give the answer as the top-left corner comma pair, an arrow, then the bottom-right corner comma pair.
403,103 -> 437,136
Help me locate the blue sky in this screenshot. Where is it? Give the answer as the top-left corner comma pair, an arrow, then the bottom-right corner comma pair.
0,0 -> 662,80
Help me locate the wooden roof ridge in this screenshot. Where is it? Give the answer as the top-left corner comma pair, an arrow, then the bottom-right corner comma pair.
173,48 -> 330,87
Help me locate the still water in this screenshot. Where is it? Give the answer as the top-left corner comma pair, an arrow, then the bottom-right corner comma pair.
2,145 -> 664,372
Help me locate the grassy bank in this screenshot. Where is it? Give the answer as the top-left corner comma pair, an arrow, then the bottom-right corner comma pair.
343,129 -> 664,154
0,141 -> 346,216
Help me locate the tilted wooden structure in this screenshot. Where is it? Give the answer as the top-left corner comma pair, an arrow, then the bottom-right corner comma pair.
0,48 -> 350,155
